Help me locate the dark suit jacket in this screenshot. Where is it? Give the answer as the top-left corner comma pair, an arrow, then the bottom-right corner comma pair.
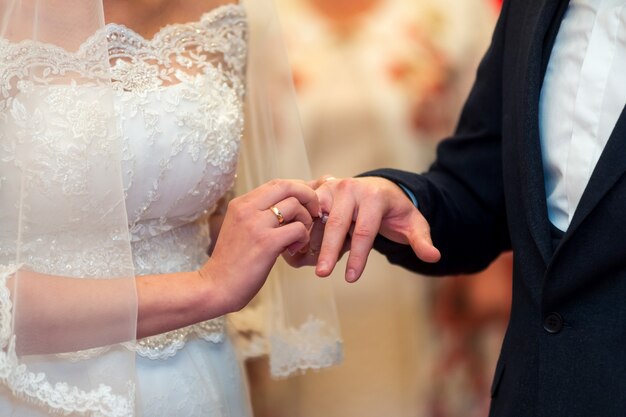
366,1 -> 626,416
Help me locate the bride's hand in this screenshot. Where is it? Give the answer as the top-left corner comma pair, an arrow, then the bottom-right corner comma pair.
199,179 -> 320,313
282,176 -> 349,268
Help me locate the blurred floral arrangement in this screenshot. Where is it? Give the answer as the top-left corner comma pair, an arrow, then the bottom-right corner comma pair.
291,0 -> 499,139
386,0 -> 500,137
386,10 -> 456,136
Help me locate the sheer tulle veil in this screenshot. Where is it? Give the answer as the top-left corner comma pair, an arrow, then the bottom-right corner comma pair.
235,0 -> 342,377
0,0 -> 341,415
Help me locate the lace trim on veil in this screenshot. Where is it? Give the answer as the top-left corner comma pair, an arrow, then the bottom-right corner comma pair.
269,316 -> 343,378
0,265 -> 135,417
231,306 -> 343,378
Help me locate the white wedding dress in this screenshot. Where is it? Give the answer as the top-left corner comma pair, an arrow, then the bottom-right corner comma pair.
0,4 -> 256,416
117,5 -> 252,416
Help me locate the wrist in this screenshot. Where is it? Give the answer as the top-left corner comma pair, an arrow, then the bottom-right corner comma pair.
197,261 -> 235,317
137,268 -> 229,339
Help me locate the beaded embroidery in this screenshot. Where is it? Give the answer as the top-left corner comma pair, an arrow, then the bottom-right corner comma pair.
108,4 -> 247,359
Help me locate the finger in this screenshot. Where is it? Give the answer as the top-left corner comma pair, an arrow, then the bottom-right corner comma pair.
406,215 -> 441,263
308,174 -> 337,190
315,192 -> 356,277
282,248 -> 316,268
315,183 -> 335,216
251,180 -> 320,219
308,217 -> 326,253
267,197 -> 314,229
271,221 -> 310,256
307,178 -> 324,190
283,224 -> 350,268
282,216 -> 326,267
288,200 -> 314,229
344,201 -> 383,282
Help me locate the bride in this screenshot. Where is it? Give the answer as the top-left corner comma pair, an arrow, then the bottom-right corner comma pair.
0,0 -> 341,416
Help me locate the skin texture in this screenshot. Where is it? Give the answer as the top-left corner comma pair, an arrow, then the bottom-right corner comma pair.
13,180 -> 319,355
138,179 -> 320,340
310,176 -> 440,282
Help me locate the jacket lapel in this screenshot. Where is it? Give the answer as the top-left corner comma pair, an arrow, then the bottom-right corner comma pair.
518,0 -> 568,265
564,109 -> 626,238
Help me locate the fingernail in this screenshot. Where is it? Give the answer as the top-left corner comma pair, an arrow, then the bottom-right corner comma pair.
317,261 -> 328,274
346,269 -> 357,282
321,213 -> 329,224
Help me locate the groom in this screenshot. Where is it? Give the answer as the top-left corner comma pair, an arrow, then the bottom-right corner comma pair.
308,0 -> 626,416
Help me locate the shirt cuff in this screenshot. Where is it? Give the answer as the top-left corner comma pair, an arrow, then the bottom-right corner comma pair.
397,183 -> 418,208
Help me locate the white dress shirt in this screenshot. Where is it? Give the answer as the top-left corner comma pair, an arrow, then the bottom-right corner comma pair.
540,0 -> 626,232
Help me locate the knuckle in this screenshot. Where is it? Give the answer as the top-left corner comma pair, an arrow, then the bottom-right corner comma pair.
285,196 -> 300,208
228,201 -> 247,221
366,185 -> 383,200
325,216 -> 346,229
302,213 -> 314,228
360,181 -> 384,201
287,224 -> 309,243
295,222 -> 309,236
297,215 -> 313,230
336,178 -> 353,192
352,226 -> 375,240
227,196 -> 242,209
267,178 -> 281,188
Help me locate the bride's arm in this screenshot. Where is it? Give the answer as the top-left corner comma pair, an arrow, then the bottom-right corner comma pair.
11,179 -> 319,356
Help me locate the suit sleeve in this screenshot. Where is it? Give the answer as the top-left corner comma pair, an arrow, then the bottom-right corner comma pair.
364,1 -> 512,276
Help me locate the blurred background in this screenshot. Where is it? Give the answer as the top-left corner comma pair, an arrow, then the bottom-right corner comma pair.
246,0 -> 513,416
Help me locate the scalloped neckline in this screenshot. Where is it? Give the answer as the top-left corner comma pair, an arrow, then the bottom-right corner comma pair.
104,3 -> 245,44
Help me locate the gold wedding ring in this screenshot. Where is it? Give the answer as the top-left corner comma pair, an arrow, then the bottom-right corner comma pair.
270,205 -> 285,226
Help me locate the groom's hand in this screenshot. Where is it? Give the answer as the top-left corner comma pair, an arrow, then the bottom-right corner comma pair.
313,176 -> 441,282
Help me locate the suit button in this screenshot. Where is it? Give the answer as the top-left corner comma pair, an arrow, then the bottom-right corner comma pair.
543,312 -> 564,334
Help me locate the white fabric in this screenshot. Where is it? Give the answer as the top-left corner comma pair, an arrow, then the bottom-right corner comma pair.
114,6 -> 248,360
540,0 -> 626,231
0,1 -> 342,415
114,9 -> 253,415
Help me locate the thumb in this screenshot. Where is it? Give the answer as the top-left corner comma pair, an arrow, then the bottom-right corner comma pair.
407,219 -> 441,263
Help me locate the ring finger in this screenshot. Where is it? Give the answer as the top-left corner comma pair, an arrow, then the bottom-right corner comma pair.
266,197 -> 314,229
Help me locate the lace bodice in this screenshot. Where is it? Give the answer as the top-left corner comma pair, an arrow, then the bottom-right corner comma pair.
0,4 -> 248,360
112,5 -> 246,239
113,5 -> 247,358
